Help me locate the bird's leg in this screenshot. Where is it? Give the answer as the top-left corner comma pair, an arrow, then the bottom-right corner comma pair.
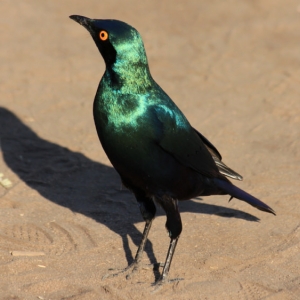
160,237 -> 179,283
103,194 -> 156,280
154,196 -> 183,287
124,218 -> 153,279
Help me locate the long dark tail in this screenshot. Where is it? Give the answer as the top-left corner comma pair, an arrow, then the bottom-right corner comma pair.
213,178 -> 276,215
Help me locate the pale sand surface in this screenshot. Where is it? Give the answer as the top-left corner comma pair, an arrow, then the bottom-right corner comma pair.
0,1 -> 299,299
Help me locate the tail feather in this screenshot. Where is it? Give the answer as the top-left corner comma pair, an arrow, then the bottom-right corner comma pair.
213,178 -> 276,215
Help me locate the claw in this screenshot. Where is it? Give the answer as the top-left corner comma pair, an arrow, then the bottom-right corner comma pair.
102,262 -> 139,280
151,277 -> 183,293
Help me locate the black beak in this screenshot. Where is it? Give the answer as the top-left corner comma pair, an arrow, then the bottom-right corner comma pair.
69,15 -> 92,31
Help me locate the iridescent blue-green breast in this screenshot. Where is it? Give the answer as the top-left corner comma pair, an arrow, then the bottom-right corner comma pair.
70,16 -> 230,198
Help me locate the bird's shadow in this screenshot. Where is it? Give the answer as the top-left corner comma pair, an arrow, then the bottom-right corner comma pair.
0,107 -> 259,278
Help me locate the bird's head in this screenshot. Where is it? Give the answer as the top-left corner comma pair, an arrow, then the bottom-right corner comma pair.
70,15 -> 148,71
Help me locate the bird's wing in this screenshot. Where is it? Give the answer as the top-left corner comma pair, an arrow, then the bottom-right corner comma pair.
193,129 -> 222,159
153,106 -> 221,178
153,106 -> 242,180
193,129 -> 243,181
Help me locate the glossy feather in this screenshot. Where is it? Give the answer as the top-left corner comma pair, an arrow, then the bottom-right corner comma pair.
70,15 -> 275,285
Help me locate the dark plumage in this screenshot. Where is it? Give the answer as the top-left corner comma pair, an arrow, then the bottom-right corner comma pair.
70,15 -> 275,286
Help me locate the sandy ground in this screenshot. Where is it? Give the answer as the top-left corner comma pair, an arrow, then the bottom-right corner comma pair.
0,0 -> 300,299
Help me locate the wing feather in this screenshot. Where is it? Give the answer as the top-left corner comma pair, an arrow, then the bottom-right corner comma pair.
153,106 -> 242,180
194,129 -> 243,181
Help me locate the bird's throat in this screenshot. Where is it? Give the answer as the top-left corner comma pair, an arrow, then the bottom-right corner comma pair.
95,68 -> 151,132
105,59 -> 153,94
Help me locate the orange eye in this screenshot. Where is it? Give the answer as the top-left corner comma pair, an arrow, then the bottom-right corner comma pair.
99,30 -> 108,41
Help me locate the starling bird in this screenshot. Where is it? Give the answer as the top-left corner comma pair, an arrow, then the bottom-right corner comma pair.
70,15 -> 275,286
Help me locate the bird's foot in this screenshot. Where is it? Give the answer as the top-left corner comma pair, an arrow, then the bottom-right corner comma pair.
102,261 -> 139,280
102,261 -> 164,280
151,276 -> 183,293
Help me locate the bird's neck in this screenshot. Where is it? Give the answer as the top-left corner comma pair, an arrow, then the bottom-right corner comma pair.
104,55 -> 153,94
94,61 -> 153,130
